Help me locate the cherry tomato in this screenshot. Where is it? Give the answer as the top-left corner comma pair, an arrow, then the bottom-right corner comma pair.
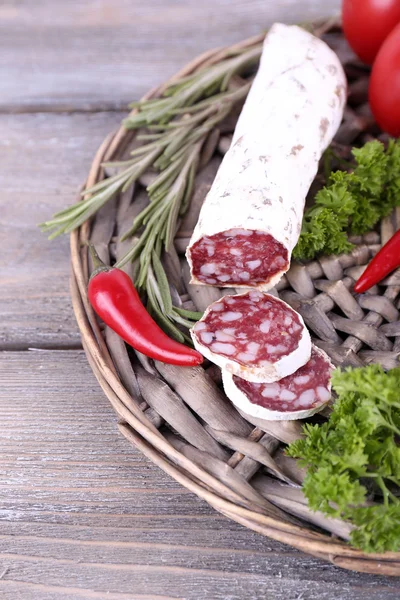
342,0 -> 400,64
369,22 -> 400,137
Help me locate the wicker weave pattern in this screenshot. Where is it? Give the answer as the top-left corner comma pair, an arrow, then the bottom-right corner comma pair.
70,23 -> 400,576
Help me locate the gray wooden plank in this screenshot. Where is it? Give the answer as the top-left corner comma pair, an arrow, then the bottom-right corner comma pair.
0,350 -> 398,600
0,112 -> 124,349
0,0 -> 340,112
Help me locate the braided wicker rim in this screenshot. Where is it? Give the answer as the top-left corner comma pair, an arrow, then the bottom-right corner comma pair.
70,25 -> 400,576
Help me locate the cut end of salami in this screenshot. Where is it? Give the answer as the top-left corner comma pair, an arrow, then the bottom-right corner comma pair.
190,290 -> 311,382
188,229 -> 289,288
222,346 -> 334,422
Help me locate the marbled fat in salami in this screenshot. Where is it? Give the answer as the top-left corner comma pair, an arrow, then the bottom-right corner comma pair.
186,24 -> 347,291
190,291 -> 311,383
222,346 -> 334,421
190,229 -> 288,286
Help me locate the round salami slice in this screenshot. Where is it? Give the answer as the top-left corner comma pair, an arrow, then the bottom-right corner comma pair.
190,290 -> 311,383
222,346 -> 334,422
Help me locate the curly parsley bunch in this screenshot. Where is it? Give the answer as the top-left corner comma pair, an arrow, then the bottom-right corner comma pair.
294,139 -> 400,260
287,365 -> 400,553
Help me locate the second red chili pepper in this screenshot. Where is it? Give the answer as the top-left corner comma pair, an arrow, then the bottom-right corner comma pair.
354,229 -> 400,293
87,245 -> 203,367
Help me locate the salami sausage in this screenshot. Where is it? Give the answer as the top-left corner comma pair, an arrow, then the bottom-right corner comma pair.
222,346 -> 334,421
186,23 -> 347,290
190,290 -> 311,383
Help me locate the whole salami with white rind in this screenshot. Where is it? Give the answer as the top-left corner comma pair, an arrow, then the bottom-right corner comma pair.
222,346 -> 334,421
190,290 -> 311,383
186,23 -> 347,290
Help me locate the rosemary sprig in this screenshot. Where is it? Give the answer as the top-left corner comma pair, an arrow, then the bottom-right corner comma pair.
40,42 -> 262,337
124,45 -> 261,127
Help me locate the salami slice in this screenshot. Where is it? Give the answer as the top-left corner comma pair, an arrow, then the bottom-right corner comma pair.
190,290 -> 311,383
186,23 -> 346,290
222,346 -> 334,421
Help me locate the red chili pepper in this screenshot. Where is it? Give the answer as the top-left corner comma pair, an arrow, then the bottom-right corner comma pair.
354,229 -> 400,293
87,245 -> 203,367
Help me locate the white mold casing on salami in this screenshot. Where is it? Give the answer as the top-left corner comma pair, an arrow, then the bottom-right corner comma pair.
187,23 -> 347,291
222,346 -> 334,422
190,291 -> 312,383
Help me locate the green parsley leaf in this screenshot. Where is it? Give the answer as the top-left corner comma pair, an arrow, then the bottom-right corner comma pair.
314,171 -> 357,227
293,206 -> 353,260
352,140 -> 387,198
351,504 -> 400,553
349,195 -> 381,235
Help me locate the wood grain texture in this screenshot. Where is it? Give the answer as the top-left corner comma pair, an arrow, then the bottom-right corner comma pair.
0,0 -> 340,112
2,0 -> 398,596
0,112 -> 124,349
1,351 -> 399,600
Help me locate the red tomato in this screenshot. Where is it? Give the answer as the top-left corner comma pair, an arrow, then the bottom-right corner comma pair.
342,0 -> 400,64
369,22 -> 400,137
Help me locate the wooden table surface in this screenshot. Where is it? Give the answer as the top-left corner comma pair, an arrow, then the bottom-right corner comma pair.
1,2 -> 399,598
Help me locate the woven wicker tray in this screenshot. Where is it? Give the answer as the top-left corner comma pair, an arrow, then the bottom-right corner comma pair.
70,22 -> 400,576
